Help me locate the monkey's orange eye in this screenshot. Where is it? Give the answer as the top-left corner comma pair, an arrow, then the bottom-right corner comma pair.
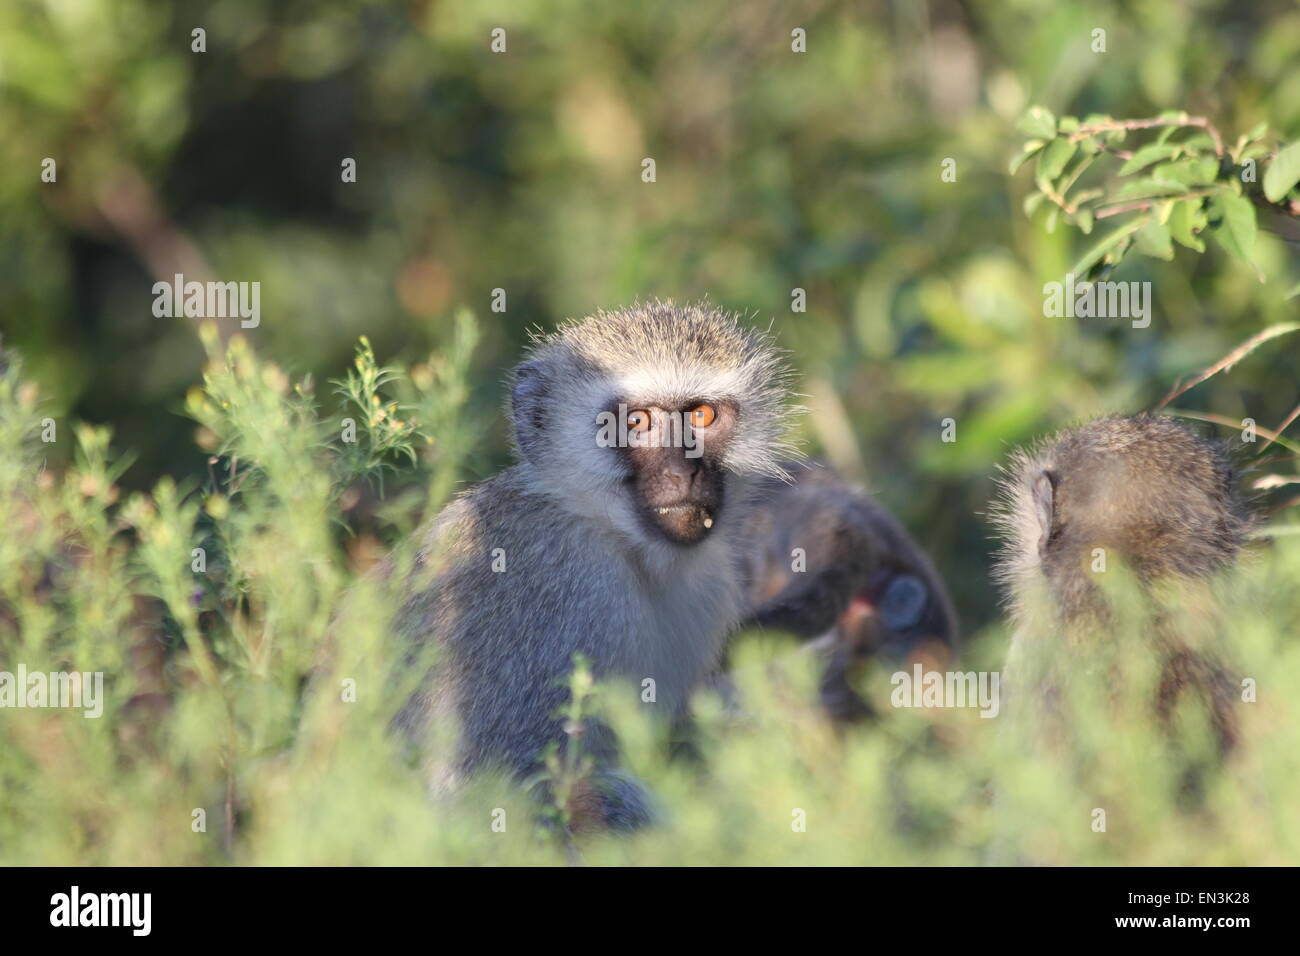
627,409 -> 652,431
687,404 -> 717,428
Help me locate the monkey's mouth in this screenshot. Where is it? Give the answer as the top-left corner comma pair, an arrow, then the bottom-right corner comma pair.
643,502 -> 717,544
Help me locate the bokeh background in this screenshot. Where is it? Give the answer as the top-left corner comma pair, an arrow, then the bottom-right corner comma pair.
3,0 -> 1299,651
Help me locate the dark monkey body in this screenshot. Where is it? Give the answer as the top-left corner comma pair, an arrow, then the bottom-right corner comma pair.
737,466 -> 959,723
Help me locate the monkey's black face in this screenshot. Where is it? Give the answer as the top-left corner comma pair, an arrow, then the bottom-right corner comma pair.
616,400 -> 736,546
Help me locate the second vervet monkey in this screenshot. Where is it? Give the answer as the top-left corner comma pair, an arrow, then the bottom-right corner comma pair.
737,465 -> 959,723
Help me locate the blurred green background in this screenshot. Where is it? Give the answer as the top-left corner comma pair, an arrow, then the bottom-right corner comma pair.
2,0 -> 1298,635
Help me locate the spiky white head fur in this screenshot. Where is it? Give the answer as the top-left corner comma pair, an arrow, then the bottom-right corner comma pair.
510,301 -> 800,563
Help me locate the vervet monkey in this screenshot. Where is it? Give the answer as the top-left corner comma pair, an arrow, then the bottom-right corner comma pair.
993,415 -> 1250,763
737,465 -> 959,723
394,302 -> 797,829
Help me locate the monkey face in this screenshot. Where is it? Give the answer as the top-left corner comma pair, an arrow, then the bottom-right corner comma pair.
618,400 -> 737,545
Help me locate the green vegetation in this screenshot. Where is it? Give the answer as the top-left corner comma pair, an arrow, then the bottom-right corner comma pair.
1013,107 -> 1300,281
0,0 -> 1297,864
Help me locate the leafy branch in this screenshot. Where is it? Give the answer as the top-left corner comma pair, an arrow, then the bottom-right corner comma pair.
331,335 -> 421,495
1011,107 -> 1300,281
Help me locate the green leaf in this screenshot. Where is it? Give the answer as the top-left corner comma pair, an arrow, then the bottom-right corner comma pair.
1134,219 -> 1174,260
1017,106 -> 1057,140
1074,207 -> 1095,234
1035,137 -> 1077,185
1070,217 -> 1147,280
1263,141 -> 1300,203
1168,198 -> 1207,252
1116,176 -> 1187,199
1118,144 -> 1180,175
1178,133 -> 1218,154
1022,191 -> 1045,217
1153,157 -> 1220,186
1009,141 -> 1045,175
1245,121 -> 1268,142
1210,192 -> 1257,264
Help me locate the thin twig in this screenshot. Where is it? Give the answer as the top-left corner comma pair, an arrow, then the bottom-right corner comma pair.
1095,143 -> 1135,161
1154,324 -> 1300,410
1266,493 -> 1300,517
1164,408 -> 1300,456
1260,400 -> 1300,452
1094,188 -> 1219,221
1040,179 -> 1078,215
1253,474 -> 1300,490
1068,113 -> 1224,158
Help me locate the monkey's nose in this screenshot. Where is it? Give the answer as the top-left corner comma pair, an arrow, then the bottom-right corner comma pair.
666,456 -> 703,492
661,471 -> 692,497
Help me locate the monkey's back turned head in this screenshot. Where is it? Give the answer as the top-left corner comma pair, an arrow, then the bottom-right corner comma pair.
995,415 -> 1249,620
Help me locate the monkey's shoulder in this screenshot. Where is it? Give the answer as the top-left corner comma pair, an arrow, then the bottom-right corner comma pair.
417,468 -> 642,627
430,468 -> 605,560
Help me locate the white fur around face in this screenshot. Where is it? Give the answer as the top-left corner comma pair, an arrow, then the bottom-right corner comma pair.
509,302 -> 800,576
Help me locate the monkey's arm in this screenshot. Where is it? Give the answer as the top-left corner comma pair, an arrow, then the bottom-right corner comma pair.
746,563 -> 863,637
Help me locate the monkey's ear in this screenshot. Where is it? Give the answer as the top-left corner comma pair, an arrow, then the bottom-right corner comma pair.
1032,469 -> 1057,554
510,361 -> 548,462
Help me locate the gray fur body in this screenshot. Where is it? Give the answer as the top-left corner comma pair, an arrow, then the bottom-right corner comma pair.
399,463 -> 753,782
395,303 -> 796,804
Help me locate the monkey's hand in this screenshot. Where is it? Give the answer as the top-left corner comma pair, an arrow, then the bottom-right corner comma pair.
566,769 -> 660,833
745,565 -> 861,638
